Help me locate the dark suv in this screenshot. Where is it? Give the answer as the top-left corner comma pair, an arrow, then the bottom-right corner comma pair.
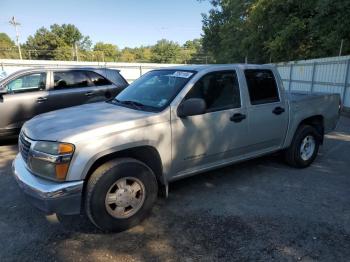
0,67 -> 128,138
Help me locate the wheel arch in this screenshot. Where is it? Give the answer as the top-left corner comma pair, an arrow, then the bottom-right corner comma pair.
83,145 -> 165,187
297,115 -> 324,142
286,115 -> 324,147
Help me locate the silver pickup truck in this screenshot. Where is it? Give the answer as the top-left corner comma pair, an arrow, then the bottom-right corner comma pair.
12,64 -> 340,232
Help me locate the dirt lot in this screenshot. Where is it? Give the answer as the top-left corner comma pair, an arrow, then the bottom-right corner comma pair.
0,117 -> 349,262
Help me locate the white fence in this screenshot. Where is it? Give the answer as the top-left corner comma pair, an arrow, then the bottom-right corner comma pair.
1,57 -> 350,109
275,55 -> 350,108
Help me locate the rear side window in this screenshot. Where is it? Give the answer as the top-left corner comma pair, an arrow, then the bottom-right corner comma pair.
244,69 -> 279,105
54,70 -> 90,89
105,69 -> 128,86
185,70 -> 241,112
85,71 -> 112,86
6,73 -> 46,93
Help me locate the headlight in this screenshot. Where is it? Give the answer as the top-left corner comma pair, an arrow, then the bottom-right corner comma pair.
28,141 -> 75,181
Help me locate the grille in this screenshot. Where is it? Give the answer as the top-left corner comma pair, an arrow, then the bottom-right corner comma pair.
19,133 -> 32,163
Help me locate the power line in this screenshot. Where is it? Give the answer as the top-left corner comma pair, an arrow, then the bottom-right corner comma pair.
9,16 -> 22,60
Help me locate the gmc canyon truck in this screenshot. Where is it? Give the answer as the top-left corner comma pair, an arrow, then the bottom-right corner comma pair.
12,64 -> 340,232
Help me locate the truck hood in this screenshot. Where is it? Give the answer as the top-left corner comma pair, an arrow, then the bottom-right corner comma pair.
22,102 -> 164,142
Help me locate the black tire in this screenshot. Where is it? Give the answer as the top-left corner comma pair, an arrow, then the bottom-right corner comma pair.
284,125 -> 321,168
85,158 -> 158,232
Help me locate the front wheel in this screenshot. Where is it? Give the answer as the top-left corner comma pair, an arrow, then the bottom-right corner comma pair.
85,158 -> 158,232
284,125 -> 321,168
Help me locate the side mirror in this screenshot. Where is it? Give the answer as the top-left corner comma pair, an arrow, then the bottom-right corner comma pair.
177,98 -> 206,118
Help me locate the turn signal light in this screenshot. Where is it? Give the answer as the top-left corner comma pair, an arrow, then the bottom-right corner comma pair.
58,143 -> 74,154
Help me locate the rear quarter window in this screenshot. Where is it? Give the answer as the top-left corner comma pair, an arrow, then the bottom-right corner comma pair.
244,69 -> 279,105
85,71 -> 112,86
105,69 -> 129,86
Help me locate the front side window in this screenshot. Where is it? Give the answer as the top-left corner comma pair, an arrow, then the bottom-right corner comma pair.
245,69 -> 279,105
185,70 -> 241,112
85,71 -> 112,86
54,70 -> 91,89
6,73 -> 46,93
112,70 -> 195,112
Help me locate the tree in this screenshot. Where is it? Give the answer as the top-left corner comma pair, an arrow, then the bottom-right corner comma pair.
93,42 -> 119,62
201,0 -> 350,63
202,0 -> 255,63
119,48 -> 136,62
310,0 -> 350,57
245,0 -> 317,62
132,46 -> 153,62
151,39 -> 182,63
0,33 -> 18,59
25,24 -> 91,60
138,47 -> 152,61
182,39 -> 204,63
50,24 -> 92,51
25,27 -> 69,60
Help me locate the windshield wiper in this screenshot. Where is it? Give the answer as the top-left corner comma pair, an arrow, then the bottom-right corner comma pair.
111,99 -> 146,110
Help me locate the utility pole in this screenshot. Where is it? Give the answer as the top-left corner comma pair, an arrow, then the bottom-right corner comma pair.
339,39 -> 344,57
74,42 -> 79,61
9,16 -> 22,60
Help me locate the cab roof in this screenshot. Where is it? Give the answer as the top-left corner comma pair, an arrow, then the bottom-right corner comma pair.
155,64 -> 274,72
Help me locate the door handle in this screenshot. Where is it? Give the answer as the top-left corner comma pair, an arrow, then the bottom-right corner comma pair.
273,106 -> 285,115
37,97 -> 47,103
230,113 -> 246,122
85,91 -> 94,97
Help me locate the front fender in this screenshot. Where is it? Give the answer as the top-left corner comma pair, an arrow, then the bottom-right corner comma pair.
80,141 -> 160,180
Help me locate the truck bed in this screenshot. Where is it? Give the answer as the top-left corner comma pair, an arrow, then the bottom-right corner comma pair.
284,91 -> 340,140
286,91 -> 338,102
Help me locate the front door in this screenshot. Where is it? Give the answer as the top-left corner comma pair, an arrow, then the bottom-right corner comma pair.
0,72 -> 48,133
171,70 -> 249,176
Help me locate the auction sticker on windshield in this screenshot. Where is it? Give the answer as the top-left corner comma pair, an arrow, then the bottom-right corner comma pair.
172,71 -> 193,78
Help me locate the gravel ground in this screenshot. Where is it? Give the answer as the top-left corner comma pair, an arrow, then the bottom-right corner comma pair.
0,117 -> 349,262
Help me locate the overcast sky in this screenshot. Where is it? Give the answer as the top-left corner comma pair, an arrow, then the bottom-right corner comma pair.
0,0 -> 212,48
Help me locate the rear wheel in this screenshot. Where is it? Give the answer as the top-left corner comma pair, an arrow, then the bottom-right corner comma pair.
85,158 -> 158,232
284,125 -> 320,168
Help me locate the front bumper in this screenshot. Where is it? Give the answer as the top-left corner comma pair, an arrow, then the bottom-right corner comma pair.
12,154 -> 84,215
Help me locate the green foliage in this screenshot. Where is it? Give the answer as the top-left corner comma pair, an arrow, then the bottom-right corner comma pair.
25,24 -> 91,60
128,46 -> 153,62
1,24 -> 205,63
151,39 -> 182,63
202,0 -> 350,63
119,48 -> 136,62
118,41 -> 205,63
182,39 -> 206,63
93,42 -> 119,62
0,33 -> 18,59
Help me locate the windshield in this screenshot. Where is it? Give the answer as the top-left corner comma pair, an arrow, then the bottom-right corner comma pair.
111,69 -> 196,112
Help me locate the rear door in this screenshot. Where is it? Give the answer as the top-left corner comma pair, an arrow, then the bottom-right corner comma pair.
84,70 -> 117,102
0,71 -> 48,132
244,69 -> 288,153
46,70 -> 95,112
